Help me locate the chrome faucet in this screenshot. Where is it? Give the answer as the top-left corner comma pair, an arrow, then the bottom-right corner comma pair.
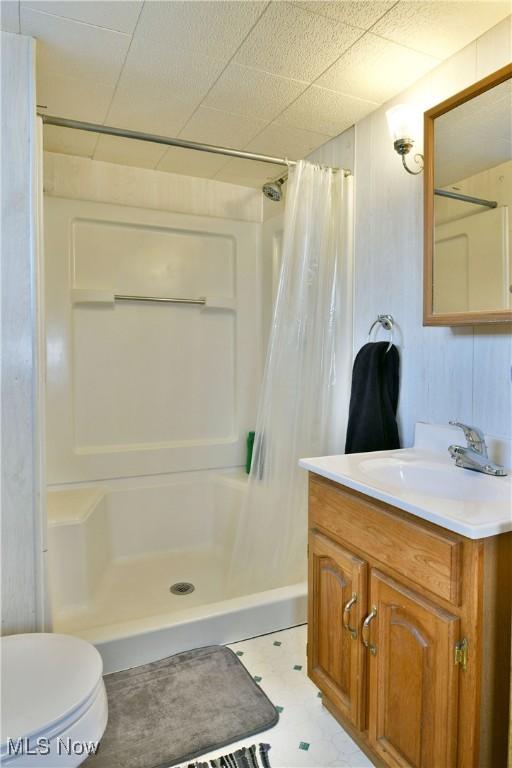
448,421 -> 507,476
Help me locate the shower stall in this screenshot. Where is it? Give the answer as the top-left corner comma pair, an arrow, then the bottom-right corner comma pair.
47,468 -> 306,674
43,122 -> 352,673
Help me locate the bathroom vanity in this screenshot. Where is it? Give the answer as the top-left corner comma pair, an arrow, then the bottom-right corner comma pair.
300,425 -> 512,768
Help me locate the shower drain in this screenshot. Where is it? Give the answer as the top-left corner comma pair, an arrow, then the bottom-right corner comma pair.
170,582 -> 195,595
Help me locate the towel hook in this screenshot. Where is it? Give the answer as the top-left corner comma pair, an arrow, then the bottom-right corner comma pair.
368,314 -> 394,352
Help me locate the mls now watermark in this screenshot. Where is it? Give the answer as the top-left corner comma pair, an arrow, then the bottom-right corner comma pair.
8,737 -> 100,758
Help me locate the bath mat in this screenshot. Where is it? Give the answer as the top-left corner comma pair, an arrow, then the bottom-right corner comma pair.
85,645 -> 279,768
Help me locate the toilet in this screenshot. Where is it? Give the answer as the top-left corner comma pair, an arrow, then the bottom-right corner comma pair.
0,634 -> 108,767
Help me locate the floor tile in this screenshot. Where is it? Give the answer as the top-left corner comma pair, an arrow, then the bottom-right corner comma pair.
172,624 -> 372,768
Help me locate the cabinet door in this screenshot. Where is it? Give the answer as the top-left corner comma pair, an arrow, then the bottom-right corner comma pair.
308,530 -> 367,729
368,570 -> 460,768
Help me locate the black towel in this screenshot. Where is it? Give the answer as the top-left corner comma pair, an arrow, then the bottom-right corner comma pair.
345,341 -> 400,454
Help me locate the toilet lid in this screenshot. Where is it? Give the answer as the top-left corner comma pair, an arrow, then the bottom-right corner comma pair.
1,633 -> 103,744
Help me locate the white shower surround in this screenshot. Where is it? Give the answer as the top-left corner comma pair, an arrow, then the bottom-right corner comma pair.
43,174 -> 314,672
48,471 -> 306,674
44,196 -> 263,483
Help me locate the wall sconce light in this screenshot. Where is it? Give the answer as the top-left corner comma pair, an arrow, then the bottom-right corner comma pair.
386,104 -> 424,175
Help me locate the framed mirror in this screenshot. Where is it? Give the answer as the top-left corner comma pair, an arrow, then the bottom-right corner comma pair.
424,63 -> 512,326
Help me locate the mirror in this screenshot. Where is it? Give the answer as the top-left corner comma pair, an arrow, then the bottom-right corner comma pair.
424,64 -> 512,325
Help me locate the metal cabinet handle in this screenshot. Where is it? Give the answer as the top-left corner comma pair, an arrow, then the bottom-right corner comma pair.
362,606 -> 378,655
342,593 -> 358,639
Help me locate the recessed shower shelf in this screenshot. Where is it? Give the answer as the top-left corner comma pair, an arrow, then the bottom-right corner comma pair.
71,289 -> 236,311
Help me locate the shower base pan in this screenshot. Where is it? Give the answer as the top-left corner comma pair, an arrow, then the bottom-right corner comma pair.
48,470 -> 307,673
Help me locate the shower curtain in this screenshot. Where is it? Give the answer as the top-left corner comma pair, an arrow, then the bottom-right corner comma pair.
229,160 -> 353,595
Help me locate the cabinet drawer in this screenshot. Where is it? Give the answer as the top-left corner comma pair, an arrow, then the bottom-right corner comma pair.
309,474 -> 462,605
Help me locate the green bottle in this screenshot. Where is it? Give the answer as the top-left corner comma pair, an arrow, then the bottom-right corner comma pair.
246,431 -> 255,474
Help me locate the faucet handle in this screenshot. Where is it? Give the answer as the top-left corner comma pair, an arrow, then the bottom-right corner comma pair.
449,421 -> 487,455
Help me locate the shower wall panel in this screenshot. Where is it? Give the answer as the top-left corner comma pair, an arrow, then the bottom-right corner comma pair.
45,197 -> 262,483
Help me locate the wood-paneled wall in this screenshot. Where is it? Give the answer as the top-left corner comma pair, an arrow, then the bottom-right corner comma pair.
1,31 -> 44,634
352,17 -> 512,448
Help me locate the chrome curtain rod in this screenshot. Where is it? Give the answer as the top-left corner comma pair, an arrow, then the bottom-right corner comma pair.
434,188 -> 497,209
272,165 -> 352,186
39,114 -> 297,168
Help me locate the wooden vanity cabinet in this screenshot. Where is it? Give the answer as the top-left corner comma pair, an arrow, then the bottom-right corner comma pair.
307,473 -> 512,768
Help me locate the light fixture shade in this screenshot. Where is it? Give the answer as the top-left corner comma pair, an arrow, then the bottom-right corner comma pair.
386,104 -> 420,142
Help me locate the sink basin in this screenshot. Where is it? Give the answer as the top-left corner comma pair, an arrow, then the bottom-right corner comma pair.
358,456 -> 509,504
299,423 -> 512,539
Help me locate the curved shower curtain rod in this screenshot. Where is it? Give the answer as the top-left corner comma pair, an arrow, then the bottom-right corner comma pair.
39,113 -> 352,177
39,114 -> 295,167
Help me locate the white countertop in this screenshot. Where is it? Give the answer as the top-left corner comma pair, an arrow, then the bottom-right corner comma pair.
299,423 -> 512,540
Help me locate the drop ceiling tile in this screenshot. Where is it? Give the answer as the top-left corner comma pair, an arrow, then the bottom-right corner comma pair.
214,157 -> 285,187
180,106 -> 267,150
20,7 -> 130,86
436,79 -> 512,145
93,135 -> 167,168
372,1 -> 512,59
203,63 -> 308,122
278,85 -> 378,136
156,146 -> 230,178
435,139 -> 511,188
43,124 -> 97,157
292,1 -> 396,31
317,33 -> 439,104
20,1 -> 142,33
1,0 -> 20,32
245,122 -> 329,160
106,85 -> 196,138
235,2 -> 363,82
115,32 -> 226,106
135,0 -> 268,62
434,79 -> 511,185
37,72 -> 114,122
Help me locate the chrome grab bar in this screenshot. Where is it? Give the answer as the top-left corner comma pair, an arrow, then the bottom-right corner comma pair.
342,593 -> 358,639
362,606 -> 378,655
114,294 -> 206,305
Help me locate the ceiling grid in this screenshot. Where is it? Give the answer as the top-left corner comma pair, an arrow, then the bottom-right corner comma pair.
2,0 -> 510,186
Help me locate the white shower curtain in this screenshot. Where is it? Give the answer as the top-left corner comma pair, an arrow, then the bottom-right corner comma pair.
229,160 -> 353,595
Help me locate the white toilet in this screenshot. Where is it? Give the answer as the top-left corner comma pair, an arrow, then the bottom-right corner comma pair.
0,634 -> 108,767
